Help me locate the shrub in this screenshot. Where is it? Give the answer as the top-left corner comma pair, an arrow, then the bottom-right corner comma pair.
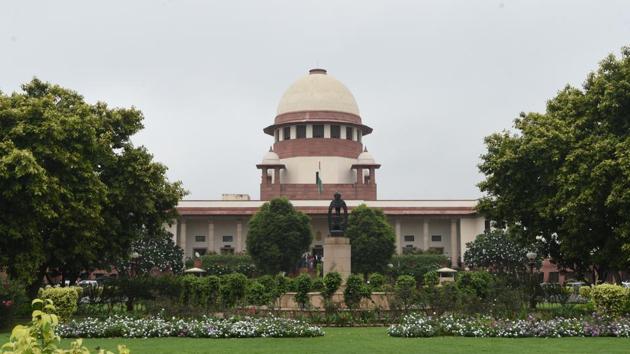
322,272 -> 342,300
579,285 -> 592,299
311,277 -> 325,292
590,283 -> 629,317
456,271 -> 495,300
1,298 -> 130,353
368,273 -> 386,291
423,270 -> 439,286
394,275 -> 416,310
344,274 -> 370,310
0,278 -> 27,329
246,281 -> 270,306
294,274 -> 313,309
38,287 -> 80,322
195,254 -> 257,277
390,254 -> 447,285
220,273 -> 248,308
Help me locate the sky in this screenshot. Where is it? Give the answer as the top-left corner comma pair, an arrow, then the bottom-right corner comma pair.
1,1 -> 629,200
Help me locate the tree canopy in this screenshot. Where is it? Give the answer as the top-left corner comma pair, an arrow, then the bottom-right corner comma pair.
463,230 -> 531,275
478,47 -> 630,281
246,197 -> 312,274
346,204 -> 396,276
0,79 -> 185,289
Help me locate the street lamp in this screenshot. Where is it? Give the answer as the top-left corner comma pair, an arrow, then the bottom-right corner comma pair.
526,251 -> 538,309
130,251 -> 141,277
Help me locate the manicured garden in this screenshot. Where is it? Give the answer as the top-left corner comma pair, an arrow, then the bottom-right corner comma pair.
3,327 -> 630,354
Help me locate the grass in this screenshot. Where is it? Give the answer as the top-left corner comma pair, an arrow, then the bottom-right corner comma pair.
1,327 -> 628,354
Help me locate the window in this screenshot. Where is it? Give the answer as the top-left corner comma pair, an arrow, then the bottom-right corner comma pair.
296,125 -> 306,139
431,235 -> 442,242
222,235 -> 233,243
313,124 -> 324,138
404,235 -> 415,242
331,125 -> 340,139
346,127 -> 353,140
193,248 -> 207,256
283,126 -> 291,140
194,235 -> 206,243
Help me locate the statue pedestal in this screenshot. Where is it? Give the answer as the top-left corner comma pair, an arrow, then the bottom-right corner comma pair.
323,236 -> 351,283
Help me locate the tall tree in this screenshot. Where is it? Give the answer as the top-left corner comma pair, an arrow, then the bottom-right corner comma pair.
478,47 -> 630,281
246,198 -> 312,274
0,79 -> 185,291
346,204 -> 395,277
463,230 -> 532,275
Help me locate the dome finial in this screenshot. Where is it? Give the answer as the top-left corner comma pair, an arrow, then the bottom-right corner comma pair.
269,146 -> 273,152
364,146 -> 368,152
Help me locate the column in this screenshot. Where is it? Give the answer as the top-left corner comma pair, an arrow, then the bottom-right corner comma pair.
423,219 -> 430,251
274,168 -> 280,185
179,220 -> 187,257
236,221 -> 243,253
369,167 -> 375,184
261,168 -> 268,185
207,220 -> 215,254
356,168 -> 363,185
395,219 -> 402,255
450,219 -> 458,267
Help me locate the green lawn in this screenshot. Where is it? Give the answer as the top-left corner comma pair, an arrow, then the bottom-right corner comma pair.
1,327 -> 628,354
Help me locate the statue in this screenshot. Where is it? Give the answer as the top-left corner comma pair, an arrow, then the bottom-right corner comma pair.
328,192 -> 348,236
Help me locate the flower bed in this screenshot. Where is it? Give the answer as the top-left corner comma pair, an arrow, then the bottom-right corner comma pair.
388,313 -> 630,338
58,316 -> 324,338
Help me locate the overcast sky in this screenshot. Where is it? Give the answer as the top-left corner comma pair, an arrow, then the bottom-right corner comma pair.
2,1 -> 629,200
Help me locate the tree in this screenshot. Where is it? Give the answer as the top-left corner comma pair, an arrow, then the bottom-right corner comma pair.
478,47 -> 630,282
463,230 -> 531,275
0,79 -> 185,292
345,204 -> 396,277
115,229 -> 184,276
246,198 -> 312,274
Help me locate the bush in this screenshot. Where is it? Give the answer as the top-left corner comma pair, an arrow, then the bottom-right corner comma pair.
394,275 -> 416,310
322,272 -> 342,300
220,273 -> 248,308
311,277 -> 325,292
294,274 -> 313,309
590,283 -> 629,316
344,275 -> 370,310
0,278 -> 27,329
456,271 -> 495,300
390,254 -> 447,285
368,273 -> 386,291
1,298 -> 130,353
579,285 -> 592,299
246,281 -> 270,306
38,287 -> 80,322
195,254 -> 257,277
423,270 -> 439,286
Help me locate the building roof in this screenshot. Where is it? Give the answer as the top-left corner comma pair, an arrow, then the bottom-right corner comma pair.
276,69 -> 360,117
176,199 -> 479,217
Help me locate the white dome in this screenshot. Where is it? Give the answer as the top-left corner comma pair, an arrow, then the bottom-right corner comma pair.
357,150 -> 376,164
276,69 -> 360,116
261,150 -> 280,165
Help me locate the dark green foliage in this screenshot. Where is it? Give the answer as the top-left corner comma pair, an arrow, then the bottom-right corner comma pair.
394,275 -> 416,310
322,272 -> 342,300
345,204 -> 396,276
311,277 -> 325,292
343,274 -> 371,310
389,254 -> 447,284
191,254 -> 257,277
294,274 -> 313,309
478,47 -> 630,278
246,281 -> 270,306
456,271 -> 496,300
423,270 -> 439,286
0,278 -> 27,329
368,273 -> 386,291
463,230 -> 530,274
220,273 -> 248,308
246,198 -> 312,274
0,79 -> 185,290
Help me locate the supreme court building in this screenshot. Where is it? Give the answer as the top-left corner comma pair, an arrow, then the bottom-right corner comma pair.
170,68 -> 487,267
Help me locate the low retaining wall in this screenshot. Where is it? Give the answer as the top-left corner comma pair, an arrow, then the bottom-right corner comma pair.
277,291 -> 392,310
